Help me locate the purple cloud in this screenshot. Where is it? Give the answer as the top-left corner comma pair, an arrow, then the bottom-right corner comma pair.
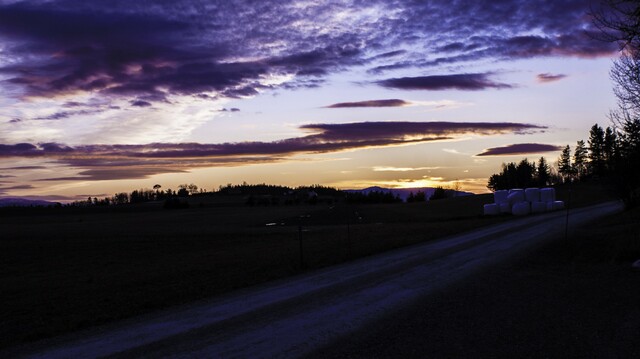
130,100 -> 152,107
33,108 -> 107,121
0,0 -> 616,104
0,121 -> 545,180
377,73 -> 513,91
537,73 -> 568,83
476,143 -> 563,156
0,184 -> 34,190
325,99 -> 410,108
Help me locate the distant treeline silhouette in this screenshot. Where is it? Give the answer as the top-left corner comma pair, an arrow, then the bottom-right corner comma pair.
68,183 -> 445,208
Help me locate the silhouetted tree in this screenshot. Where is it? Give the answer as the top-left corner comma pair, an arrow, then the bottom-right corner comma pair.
593,1 -> 640,115
588,124 -> 606,175
429,186 -> 449,200
557,145 -> 573,181
536,157 -> 550,186
177,187 -> 189,197
573,140 -> 588,178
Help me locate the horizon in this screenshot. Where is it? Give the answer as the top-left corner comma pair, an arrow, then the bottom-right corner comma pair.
0,0 -> 619,202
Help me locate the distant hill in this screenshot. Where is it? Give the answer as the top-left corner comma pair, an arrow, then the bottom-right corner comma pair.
344,186 -> 473,202
0,198 -> 59,207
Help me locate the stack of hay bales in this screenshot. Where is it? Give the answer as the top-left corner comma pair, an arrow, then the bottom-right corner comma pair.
484,187 -> 564,216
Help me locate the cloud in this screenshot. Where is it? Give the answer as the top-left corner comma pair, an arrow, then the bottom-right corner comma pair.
130,100 -> 152,107
536,73 -> 567,83
33,108 -> 107,121
0,184 -> 34,190
0,121 -> 545,180
476,143 -> 563,156
377,73 -> 513,91
0,0 -> 615,106
0,165 -> 47,170
325,99 -> 410,108
372,166 -> 441,172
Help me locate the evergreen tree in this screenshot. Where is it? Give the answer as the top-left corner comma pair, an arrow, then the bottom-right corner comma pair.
588,124 -> 606,174
604,126 -> 618,170
557,145 -> 573,181
573,140 -> 588,178
536,157 -> 550,186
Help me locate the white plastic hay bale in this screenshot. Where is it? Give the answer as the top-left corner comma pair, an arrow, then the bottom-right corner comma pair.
552,200 -> 565,210
494,190 -> 509,204
540,187 -> 556,202
512,201 -> 531,216
531,201 -> 547,213
499,202 -> 511,213
525,188 -> 540,202
507,189 -> 525,205
509,188 -> 523,194
483,203 -> 499,215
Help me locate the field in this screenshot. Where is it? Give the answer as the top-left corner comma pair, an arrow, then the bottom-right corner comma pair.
0,183 -> 618,349
311,197 -> 640,358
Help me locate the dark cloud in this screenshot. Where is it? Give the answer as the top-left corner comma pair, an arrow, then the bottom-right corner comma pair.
130,100 -> 152,107
325,99 -> 410,108
0,175 -> 15,178
33,108 -> 107,121
377,73 -> 513,91
0,166 -> 48,170
0,0 -> 616,104
0,121 -> 545,180
0,184 -> 35,190
537,73 -> 568,83
476,143 -> 563,156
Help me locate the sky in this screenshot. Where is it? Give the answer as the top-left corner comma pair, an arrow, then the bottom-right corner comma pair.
0,0 -> 622,201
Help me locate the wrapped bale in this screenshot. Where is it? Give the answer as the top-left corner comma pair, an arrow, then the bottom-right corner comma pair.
483,203 -> 500,215
540,187 -> 556,202
525,188 -> 540,202
512,202 -> 531,216
494,190 -> 509,204
531,201 -> 547,213
552,200 -> 565,210
499,202 -> 511,213
507,189 -> 525,205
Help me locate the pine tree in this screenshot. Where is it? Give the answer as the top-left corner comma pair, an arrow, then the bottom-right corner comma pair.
588,124 -> 605,175
536,157 -> 550,186
573,140 -> 588,178
604,126 -> 618,170
558,145 -> 573,181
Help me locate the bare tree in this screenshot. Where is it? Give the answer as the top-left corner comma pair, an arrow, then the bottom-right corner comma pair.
592,1 -> 640,49
593,1 -> 640,114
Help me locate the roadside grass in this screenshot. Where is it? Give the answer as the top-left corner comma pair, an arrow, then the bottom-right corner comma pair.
309,195 -> 640,359
0,183 -> 619,349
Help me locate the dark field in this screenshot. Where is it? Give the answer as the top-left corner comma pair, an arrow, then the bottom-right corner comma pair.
0,184 -> 618,349
312,195 -> 640,358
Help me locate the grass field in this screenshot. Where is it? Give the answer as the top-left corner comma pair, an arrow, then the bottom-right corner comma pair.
0,183 -> 620,349
310,198 -> 640,358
